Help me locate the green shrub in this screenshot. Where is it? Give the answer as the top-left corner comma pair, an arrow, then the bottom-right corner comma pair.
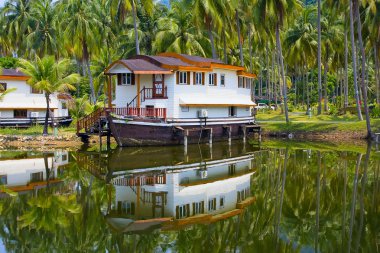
371,104 -> 380,118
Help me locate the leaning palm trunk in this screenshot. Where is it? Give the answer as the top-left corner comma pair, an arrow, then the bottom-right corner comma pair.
323,46 -> 329,112
44,93 -> 50,135
132,0 -> 140,55
276,24 -> 289,123
354,0 -> 372,138
83,40 -> 96,104
223,27 -> 227,64
349,0 -> 363,120
375,46 -> 380,104
317,0 -> 323,115
344,30 -> 349,108
206,17 -> 217,60
236,10 -> 244,67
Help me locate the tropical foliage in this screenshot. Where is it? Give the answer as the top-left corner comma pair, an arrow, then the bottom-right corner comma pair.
0,0 -> 379,135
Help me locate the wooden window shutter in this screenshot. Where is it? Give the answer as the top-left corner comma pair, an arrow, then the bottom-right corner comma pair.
213,198 -> 216,210
187,72 -> 190,84
117,74 -> 121,85
201,201 -> 205,213
192,203 -> 195,215
193,72 -> 196,85
186,204 -> 190,217
131,73 -> 135,85
176,72 -> 179,84
176,206 -> 179,219
202,73 -> 205,85
214,73 -> 217,86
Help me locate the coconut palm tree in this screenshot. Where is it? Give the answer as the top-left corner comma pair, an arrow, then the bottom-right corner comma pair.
18,56 -> 79,135
110,0 -> 153,55
26,0 -> 58,57
153,1 -> 207,56
192,0 -> 222,60
253,0 -> 302,123
58,0 -> 102,104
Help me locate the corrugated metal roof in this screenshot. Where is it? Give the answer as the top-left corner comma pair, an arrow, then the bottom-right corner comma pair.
179,54 -> 224,64
0,68 -> 28,77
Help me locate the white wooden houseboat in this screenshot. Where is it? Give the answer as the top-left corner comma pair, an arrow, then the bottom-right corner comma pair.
0,68 -> 72,126
77,53 -> 260,146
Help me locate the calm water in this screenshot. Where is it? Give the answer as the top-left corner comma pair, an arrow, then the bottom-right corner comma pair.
0,141 -> 379,252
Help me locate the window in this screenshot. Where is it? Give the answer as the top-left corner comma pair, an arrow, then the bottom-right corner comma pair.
14,109 -> 27,118
208,198 -> 217,211
31,87 -> 43,94
177,71 -> 189,84
208,73 -> 217,86
181,106 -> 189,112
237,187 -> 250,202
176,204 -> 190,219
61,102 -> 67,109
30,172 -> 43,182
0,83 -> 7,93
62,154 -> 68,161
238,77 -> 244,88
117,73 -> 135,85
0,175 -> 7,185
220,74 -> 225,87
228,106 -> 237,117
194,72 -> 203,85
246,78 -> 252,89
220,196 -> 225,208
193,201 -> 204,215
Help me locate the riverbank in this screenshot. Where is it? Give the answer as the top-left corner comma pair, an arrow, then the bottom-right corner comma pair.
256,111 -> 380,141
0,117 -> 378,149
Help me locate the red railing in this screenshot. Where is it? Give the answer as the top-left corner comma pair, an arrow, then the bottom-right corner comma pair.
76,108 -> 107,134
77,107 -> 167,134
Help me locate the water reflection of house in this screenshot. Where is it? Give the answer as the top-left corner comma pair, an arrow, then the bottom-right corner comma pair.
0,151 -> 69,194
107,153 -> 256,232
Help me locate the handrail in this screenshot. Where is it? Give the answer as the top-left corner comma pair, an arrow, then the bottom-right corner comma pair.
77,106 -> 167,134
127,87 -> 146,109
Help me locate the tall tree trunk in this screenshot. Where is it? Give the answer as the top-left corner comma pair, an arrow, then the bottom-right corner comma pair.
354,0 -> 372,138
83,40 -> 96,103
315,151 -> 321,252
323,46 -> 329,112
344,29 -> 349,108
375,46 -> 380,104
206,16 -> 217,60
276,24 -> 289,123
317,0 -> 323,115
266,43 -> 270,101
248,27 -> 253,72
131,0 -> 140,55
349,0 -> 363,120
236,10 -> 244,66
43,93 -> 50,136
223,27 -> 227,64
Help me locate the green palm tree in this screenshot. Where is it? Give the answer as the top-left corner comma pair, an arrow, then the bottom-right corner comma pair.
18,56 -> 79,135
1,0 -> 32,56
26,0 -> 58,57
192,0 -> 222,59
110,0 -> 153,55
58,0 -> 102,104
153,1 -> 207,56
253,0 -> 302,123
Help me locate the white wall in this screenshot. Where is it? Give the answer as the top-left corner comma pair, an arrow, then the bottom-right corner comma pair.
0,78 -> 68,118
110,65 -> 253,120
0,151 -> 69,187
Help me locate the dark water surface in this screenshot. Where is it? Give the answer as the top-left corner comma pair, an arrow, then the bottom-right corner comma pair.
0,141 -> 379,252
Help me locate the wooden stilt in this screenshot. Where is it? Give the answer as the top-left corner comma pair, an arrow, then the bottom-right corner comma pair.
184,130 -> 188,155
209,128 -> 213,145
243,126 -> 246,143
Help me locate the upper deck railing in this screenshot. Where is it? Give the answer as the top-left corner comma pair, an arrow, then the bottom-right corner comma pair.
76,107 -> 167,134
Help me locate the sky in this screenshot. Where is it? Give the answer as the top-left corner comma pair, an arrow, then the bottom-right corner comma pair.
0,0 -> 4,7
